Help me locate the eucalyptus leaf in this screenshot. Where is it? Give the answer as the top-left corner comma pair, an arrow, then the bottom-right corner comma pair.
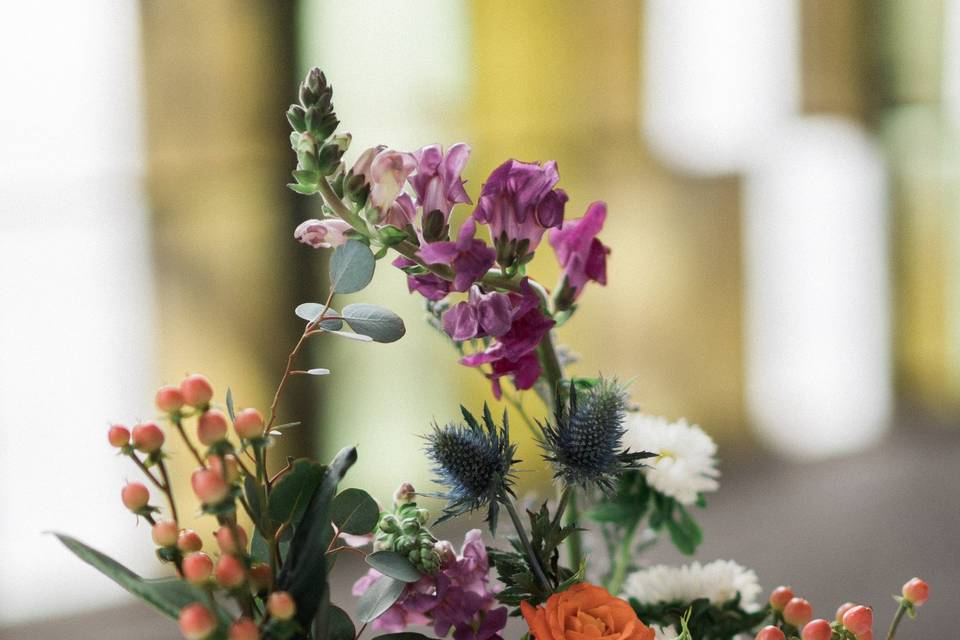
268,459 -> 325,526
295,303 -> 343,331
357,575 -> 406,623
326,329 -> 374,342
225,387 -> 236,422
307,368 -> 331,376
330,488 -> 380,535
329,240 -> 375,294
341,303 -> 406,343
326,605 -> 356,640
243,475 -> 263,525
365,551 -> 421,583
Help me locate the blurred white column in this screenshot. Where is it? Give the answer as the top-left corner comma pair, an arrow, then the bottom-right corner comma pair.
0,2 -> 154,623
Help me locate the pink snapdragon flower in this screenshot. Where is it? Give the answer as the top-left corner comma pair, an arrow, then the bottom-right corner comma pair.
353,146 -> 417,212
548,201 -> 610,303
418,219 -> 496,292
294,218 -> 352,249
409,143 -> 472,218
393,256 -> 453,301
442,286 -> 513,341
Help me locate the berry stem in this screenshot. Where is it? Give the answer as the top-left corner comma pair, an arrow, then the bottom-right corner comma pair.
127,452 -> 164,490
173,417 -> 206,468
502,495 -> 551,592
885,600 -> 909,640
155,457 -> 179,524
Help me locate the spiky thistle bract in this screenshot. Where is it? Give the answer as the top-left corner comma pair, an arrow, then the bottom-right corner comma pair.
424,403 -> 519,533
538,378 -> 655,492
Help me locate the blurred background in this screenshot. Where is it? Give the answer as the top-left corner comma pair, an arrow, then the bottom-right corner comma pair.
1,0 -> 957,637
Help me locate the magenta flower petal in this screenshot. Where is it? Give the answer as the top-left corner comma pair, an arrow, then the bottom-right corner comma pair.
443,301 -> 480,341
549,200 -> 611,294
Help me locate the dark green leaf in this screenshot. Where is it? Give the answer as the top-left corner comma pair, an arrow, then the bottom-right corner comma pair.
365,551 -> 421,583
330,488 -> 380,535
268,459 -> 325,525
244,475 -> 263,525
295,303 -> 343,331
225,387 -> 236,422
326,605 -> 356,640
288,183 -> 318,195
341,303 -> 406,343
357,576 -> 406,623
330,240 -> 375,294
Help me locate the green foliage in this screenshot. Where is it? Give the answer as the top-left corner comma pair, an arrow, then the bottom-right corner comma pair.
330,487 -> 379,535
629,596 -> 768,640
365,550 -> 422,583
356,575 -> 406,623
341,303 -> 406,343
268,459 -> 326,525
325,605 -> 356,640
330,240 -> 375,294
295,303 -> 344,331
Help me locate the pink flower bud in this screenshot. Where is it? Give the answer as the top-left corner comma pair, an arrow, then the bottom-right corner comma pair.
210,455 -> 241,483
783,597 -> 813,627
197,410 -> 229,445
108,424 -> 130,448
393,481 -> 416,505
215,525 -> 248,555
769,586 -> 794,611
180,374 -> 214,408
234,408 -> 264,440
121,482 -> 150,511
132,422 -> 165,453
181,552 -> 214,585
755,626 -> 786,640
836,602 -> 856,623
801,619 -> 832,640
229,618 -> 261,640
267,591 -> 296,621
191,468 -> 229,505
215,554 -> 246,589
902,577 -> 929,607
434,540 -> 456,567
249,563 -> 272,592
156,385 -> 185,413
178,603 -> 216,640
177,529 -> 203,553
842,605 -> 873,637
152,520 -> 179,547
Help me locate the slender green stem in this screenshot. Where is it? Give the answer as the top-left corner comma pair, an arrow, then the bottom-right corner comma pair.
155,458 -> 179,524
606,518 -> 640,595
885,601 -> 909,640
502,496 -> 551,591
173,418 -> 206,468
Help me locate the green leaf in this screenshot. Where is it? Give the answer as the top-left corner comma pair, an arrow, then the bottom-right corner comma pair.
288,182 -> 318,195
341,303 -> 406,343
330,240 -> 375,294
307,368 -> 331,376
293,169 -> 321,186
357,575 -> 406,623
330,488 -> 380,535
268,459 -> 325,525
244,475 -> 263,525
225,387 -> 236,422
53,533 -> 229,625
326,605 -> 356,640
365,551 -> 421,583
295,303 -> 343,330
326,329 -> 374,342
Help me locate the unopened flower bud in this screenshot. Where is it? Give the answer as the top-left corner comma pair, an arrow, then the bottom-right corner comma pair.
108,424 -> 130,448
249,563 -> 272,593
152,521 -> 179,547
836,602 -> 856,623
769,586 -> 794,611
197,410 -> 229,445
234,408 -> 264,440
179,603 -> 216,640
210,455 -> 240,483
267,591 -> 296,621
393,482 -> 416,506
901,577 -> 929,607
121,482 -> 150,511
802,619 -> 832,640
191,468 -> 229,505
215,525 -> 248,555
182,552 -> 214,585
755,626 -> 786,640
229,618 -> 261,640
180,374 -> 214,408
215,554 -> 246,589
434,540 -> 456,567
132,422 -> 165,453
842,605 -> 873,637
156,385 -> 185,413
177,529 -> 203,553
331,133 -> 351,153
783,597 -> 813,627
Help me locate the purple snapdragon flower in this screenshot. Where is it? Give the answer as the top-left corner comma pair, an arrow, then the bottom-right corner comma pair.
393,256 -> 453,301
442,286 -> 514,341
352,146 -> 417,212
548,201 -> 611,305
418,219 -> 496,293
293,218 -> 352,249
472,159 -> 568,266
409,144 -> 472,219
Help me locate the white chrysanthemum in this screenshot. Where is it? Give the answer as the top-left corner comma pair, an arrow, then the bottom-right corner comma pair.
622,413 -> 719,505
651,624 -> 679,640
622,560 -> 762,611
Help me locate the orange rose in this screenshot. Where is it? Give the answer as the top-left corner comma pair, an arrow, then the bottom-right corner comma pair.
520,583 -> 655,640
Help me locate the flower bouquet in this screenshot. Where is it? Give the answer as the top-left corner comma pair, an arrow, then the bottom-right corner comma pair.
57,68 -> 930,640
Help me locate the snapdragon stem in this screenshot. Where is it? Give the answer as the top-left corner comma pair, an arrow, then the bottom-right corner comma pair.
885,601 -> 909,640
502,496 -> 551,592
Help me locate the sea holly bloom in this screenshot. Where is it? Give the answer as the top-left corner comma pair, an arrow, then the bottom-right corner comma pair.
409,143 -> 472,239
294,218 -> 352,249
352,146 -> 417,212
473,159 -> 568,268
549,201 -> 611,308
520,582 -> 655,640
418,219 -> 496,293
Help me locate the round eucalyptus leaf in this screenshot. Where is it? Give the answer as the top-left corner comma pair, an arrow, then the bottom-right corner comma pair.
294,303 -> 343,330
365,550 -> 421,583
326,329 -> 373,342
330,240 -> 375,294
357,575 -> 407,623
341,303 -> 406,343
326,605 -> 356,640
330,488 -> 380,535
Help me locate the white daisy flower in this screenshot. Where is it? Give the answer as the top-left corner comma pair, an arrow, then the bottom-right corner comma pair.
622,413 -> 719,505
651,624 -> 679,640
622,560 -> 762,611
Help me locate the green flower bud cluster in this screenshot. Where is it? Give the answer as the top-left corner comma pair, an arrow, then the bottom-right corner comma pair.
375,500 -> 443,574
287,68 -> 346,193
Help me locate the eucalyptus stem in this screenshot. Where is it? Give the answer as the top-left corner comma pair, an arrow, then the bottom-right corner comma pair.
885,601 -> 909,640
502,496 -> 551,591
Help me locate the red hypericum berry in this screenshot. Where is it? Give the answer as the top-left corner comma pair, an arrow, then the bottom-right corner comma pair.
108,424 -> 130,448
215,525 -> 248,554
152,520 -> 179,547
132,421 -> 165,453
229,618 -> 261,640
121,482 -> 150,511
156,384 -> 185,413
180,374 -> 214,407
177,529 -> 203,552
902,577 -> 929,606
755,626 -> 786,640
182,552 -> 214,585
249,563 -> 272,592
769,586 -> 794,611
836,602 -> 856,623
215,554 -> 246,589
234,408 -> 264,440
784,597 -> 814,627
197,409 -> 229,446
179,603 -> 216,640
802,619 -> 832,640
267,591 -> 296,621
191,468 -> 229,505
210,454 -> 240,483
842,605 -> 873,637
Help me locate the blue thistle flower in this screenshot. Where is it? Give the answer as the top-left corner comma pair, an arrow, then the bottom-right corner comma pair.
538,379 -> 655,491
424,404 -> 519,533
